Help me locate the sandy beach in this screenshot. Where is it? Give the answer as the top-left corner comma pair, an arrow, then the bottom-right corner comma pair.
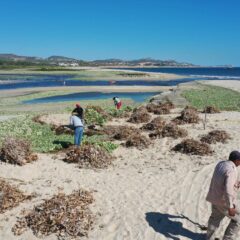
1,107 -> 240,239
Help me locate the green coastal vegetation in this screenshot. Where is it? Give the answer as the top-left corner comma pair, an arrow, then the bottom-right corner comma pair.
182,84 -> 240,111
0,103 -> 133,153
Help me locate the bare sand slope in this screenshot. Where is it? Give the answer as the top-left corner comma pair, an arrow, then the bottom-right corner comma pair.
0,110 -> 240,239
200,80 -> 240,92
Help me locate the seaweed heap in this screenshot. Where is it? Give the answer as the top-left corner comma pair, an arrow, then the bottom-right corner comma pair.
172,106 -> 200,125
112,126 -> 141,140
125,133 -> 151,149
0,137 -> 38,165
12,190 -> 94,238
146,102 -> 174,115
0,180 -> 32,214
141,117 -> 166,131
149,123 -> 187,139
64,144 -> 113,168
202,106 -> 220,114
172,139 -> 212,155
128,106 -> 151,123
200,130 -> 231,144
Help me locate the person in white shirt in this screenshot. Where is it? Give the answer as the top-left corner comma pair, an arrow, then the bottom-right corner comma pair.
206,150 -> 240,240
70,114 -> 84,146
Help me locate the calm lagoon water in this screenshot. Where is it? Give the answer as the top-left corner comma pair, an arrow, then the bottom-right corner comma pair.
0,74 -> 194,90
24,92 -> 160,104
2,67 -> 240,104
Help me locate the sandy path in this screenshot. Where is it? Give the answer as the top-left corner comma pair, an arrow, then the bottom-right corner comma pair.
1,111 -> 240,239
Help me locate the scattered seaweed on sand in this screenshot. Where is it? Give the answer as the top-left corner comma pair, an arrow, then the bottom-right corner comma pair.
51,125 -> 74,135
202,106 -> 220,114
64,144 -> 113,168
149,123 -> 187,139
12,190 -> 94,238
172,107 -> 200,125
141,117 -> 166,131
125,133 -> 151,149
172,138 -> 212,155
146,102 -> 174,115
0,179 -> 32,214
128,107 -> 151,123
0,137 -> 38,165
200,130 -> 231,144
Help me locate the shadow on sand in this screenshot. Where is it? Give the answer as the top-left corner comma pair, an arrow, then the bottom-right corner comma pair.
145,212 -> 206,240
53,140 -> 72,149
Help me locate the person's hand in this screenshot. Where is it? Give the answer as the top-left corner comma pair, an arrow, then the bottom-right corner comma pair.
228,207 -> 236,217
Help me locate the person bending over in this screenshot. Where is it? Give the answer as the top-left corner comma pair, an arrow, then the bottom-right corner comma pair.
70,113 -> 84,146
113,97 -> 122,110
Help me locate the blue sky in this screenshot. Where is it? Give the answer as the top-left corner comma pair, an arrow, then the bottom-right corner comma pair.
0,0 -> 240,65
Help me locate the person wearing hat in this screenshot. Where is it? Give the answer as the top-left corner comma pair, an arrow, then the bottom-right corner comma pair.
72,103 -> 84,120
206,150 -> 240,240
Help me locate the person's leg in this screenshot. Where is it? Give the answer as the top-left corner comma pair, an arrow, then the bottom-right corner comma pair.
207,205 -> 225,240
223,205 -> 240,240
74,127 -> 80,146
223,220 -> 240,240
78,127 -> 84,146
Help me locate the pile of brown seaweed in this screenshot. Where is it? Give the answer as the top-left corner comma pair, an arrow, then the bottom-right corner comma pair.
146,102 -> 174,115
202,106 -> 220,114
125,133 -> 151,149
141,117 -> 166,131
128,107 -> 151,123
112,126 -> 141,140
12,190 -> 94,238
172,107 -> 200,125
0,137 -> 38,165
0,179 -> 32,214
172,138 -> 212,155
64,144 -> 113,168
200,130 -> 231,144
149,123 -> 187,139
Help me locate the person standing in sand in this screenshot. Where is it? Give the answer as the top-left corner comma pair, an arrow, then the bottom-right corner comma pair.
113,96 -> 122,110
206,150 -> 240,240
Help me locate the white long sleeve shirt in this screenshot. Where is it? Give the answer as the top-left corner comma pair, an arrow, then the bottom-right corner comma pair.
70,115 -> 83,127
206,160 -> 239,208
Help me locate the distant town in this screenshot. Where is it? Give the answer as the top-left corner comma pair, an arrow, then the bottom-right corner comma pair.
0,53 -> 196,68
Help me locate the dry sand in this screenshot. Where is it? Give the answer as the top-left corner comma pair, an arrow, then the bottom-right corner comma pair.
200,80 -> 240,92
1,108 -> 240,239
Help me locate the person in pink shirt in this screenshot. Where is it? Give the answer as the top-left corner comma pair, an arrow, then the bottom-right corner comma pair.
206,150 -> 240,240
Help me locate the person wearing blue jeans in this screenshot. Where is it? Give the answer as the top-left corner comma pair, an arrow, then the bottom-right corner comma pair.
74,126 -> 84,146
70,114 -> 84,146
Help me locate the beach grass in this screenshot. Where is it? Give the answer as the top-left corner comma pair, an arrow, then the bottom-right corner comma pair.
0,115 -> 118,153
182,84 -> 240,111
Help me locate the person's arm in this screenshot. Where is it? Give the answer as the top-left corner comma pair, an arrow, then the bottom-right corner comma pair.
225,170 -> 237,216
72,108 -> 77,114
70,116 -> 74,126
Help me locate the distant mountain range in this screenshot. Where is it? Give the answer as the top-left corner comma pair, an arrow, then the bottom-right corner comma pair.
0,54 -> 195,67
